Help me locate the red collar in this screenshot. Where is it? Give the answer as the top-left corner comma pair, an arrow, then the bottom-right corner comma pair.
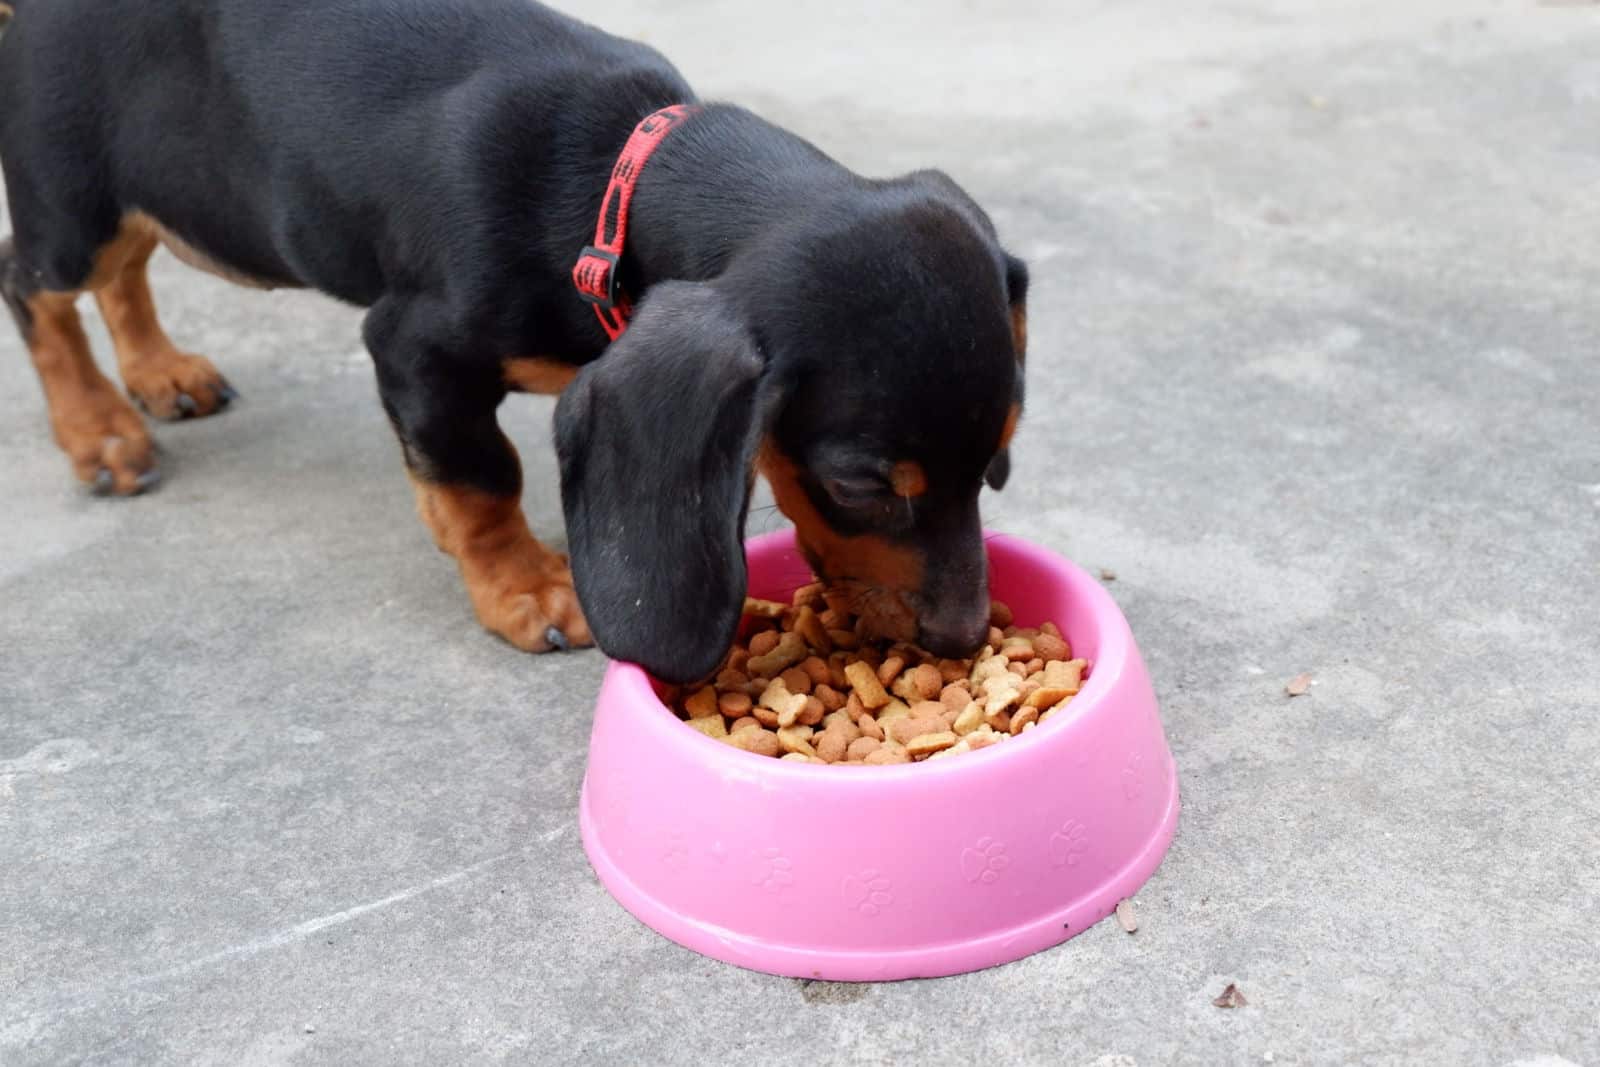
571,104 -> 700,341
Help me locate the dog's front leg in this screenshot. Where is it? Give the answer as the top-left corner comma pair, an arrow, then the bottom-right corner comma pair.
364,294 -> 591,653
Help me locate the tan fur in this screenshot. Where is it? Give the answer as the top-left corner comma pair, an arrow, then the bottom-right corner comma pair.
503,356 -> 579,395
410,477 -> 593,652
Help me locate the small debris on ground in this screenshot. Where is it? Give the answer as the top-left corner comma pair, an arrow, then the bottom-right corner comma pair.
1213,983 -> 1248,1009
1099,568 -> 1117,581
1285,672 -> 1313,697
304,1023 -> 317,1034
1115,899 -> 1138,933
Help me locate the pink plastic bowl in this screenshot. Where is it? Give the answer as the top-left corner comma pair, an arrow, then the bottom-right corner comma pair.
579,529 -> 1179,981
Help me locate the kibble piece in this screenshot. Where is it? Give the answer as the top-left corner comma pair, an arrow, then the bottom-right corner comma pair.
1033,632 -> 1070,662
800,655 -> 831,687
864,747 -> 911,765
987,626 -> 1006,648
876,655 -> 907,688
1006,661 -> 1028,677
909,700 -> 948,721
777,725 -> 817,757
940,682 -> 972,712
1001,637 -> 1035,662
728,728 -> 780,757
748,630 -> 781,658
906,731 -> 959,759
1024,658 -> 1045,676
791,581 -> 826,608
1009,706 -> 1039,735
718,690 -> 753,717
846,736 -> 882,761
928,738 -> 972,760
743,596 -> 788,618
726,647 -> 750,673
1041,658 -> 1085,691
729,716 -> 761,734
815,730 -> 849,763
1025,685 -> 1075,709
876,698 -> 913,723
794,608 -> 833,655
952,700 -> 984,736
983,706 -> 1012,733
779,751 -> 811,763
966,726 -> 1001,750
983,679 -> 1023,718
814,683 -> 846,712
686,716 -> 728,739
843,661 -> 891,709
826,628 -> 860,650
780,666 -> 813,695
971,653 -> 1010,687
857,714 -> 885,741
906,663 -> 942,700
822,710 -> 852,732
799,695 -> 826,727
747,631 -> 808,677
843,691 -> 867,722
684,686 -> 719,719
889,716 -> 946,745
890,672 -> 922,703
989,600 -> 1014,627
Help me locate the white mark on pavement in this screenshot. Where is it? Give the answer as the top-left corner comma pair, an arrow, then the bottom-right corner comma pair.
0,849 -> 518,1039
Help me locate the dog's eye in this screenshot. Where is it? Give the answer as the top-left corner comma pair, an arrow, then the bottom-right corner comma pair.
822,476 -> 889,510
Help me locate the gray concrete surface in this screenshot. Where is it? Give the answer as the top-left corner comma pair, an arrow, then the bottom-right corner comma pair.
3,1 -> 1598,1063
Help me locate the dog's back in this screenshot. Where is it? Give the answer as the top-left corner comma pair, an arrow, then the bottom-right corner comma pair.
0,0 -> 686,301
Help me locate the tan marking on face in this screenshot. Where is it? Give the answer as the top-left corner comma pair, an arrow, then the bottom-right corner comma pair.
1010,302 -> 1028,364
503,356 -> 578,395
757,440 -> 923,593
889,460 -> 927,499
999,403 -> 1021,450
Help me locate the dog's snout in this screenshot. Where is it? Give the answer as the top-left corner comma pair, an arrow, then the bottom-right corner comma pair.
917,612 -> 990,660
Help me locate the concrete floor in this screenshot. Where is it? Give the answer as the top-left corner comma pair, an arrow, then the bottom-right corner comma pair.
3,1 -> 1598,1064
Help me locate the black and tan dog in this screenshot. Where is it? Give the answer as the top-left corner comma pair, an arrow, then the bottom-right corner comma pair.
0,0 -> 1027,683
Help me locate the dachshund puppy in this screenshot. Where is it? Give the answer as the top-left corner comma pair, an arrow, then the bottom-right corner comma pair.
0,0 -> 1026,682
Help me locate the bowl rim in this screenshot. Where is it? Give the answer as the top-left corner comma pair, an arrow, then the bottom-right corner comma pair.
603,528 -> 1134,780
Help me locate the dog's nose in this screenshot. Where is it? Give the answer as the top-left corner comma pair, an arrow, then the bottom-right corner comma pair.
917,613 -> 991,660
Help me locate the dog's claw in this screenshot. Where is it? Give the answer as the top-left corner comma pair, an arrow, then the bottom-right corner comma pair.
216,383 -> 239,404
90,468 -> 115,496
175,392 -> 198,416
133,469 -> 162,494
545,626 -> 570,652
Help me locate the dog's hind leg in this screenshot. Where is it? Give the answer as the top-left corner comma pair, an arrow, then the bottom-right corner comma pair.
92,215 -> 236,421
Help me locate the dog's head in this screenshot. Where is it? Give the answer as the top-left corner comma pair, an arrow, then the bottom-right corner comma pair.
556,173 -> 1026,683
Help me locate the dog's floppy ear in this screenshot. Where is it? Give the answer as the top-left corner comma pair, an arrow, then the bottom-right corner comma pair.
987,253 -> 1029,491
555,282 -> 782,684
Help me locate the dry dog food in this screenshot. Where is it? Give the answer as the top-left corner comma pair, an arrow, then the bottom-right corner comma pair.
669,589 -> 1089,766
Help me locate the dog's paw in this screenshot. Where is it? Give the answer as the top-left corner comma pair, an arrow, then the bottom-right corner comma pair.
123,350 -> 237,421
469,550 -> 594,654
54,389 -> 161,496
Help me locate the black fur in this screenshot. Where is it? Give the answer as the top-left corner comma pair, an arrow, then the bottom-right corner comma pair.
0,0 -> 1026,682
